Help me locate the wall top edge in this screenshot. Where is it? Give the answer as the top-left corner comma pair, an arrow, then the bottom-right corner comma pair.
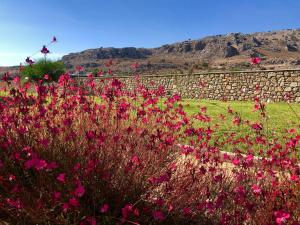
74,69 -> 300,79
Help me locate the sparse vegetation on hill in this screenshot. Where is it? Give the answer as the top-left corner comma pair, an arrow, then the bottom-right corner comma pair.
61,29 -> 300,75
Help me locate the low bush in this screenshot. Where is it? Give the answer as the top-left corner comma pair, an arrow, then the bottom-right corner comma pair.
21,59 -> 65,82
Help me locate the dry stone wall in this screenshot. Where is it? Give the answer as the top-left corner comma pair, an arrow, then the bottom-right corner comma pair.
94,69 -> 300,102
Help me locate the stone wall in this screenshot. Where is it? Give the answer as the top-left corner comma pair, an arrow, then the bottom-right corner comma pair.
93,69 -> 300,102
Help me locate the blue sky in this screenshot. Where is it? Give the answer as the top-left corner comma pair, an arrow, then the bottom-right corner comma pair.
0,0 -> 299,66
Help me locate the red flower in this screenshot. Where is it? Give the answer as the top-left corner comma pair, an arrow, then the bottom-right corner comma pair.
41,45 -> 50,55
57,173 -> 66,183
13,76 -> 20,84
44,74 -> 49,80
131,155 -> 140,165
74,184 -> 85,197
97,69 -> 103,76
251,184 -> 262,194
75,65 -> 84,72
6,198 -> 22,209
233,116 -> 241,126
25,159 -> 48,170
80,217 -> 96,225
25,57 -> 34,66
250,57 -> 261,65
252,123 -> 263,131
100,203 -> 109,213
131,62 -> 139,69
274,211 -> 290,225
68,197 -> 79,207
153,210 -> 165,221
62,203 -> 69,212
8,174 -> 16,181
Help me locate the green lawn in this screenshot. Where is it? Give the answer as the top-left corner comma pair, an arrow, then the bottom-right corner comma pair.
180,99 -> 300,132
180,100 -> 300,156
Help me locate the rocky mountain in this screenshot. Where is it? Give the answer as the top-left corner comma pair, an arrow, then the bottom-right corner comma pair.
61,29 -> 300,75
5,29 -> 300,76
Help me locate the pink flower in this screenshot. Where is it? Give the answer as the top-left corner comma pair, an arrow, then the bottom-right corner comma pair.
180,145 -> 194,155
252,123 -> 263,131
290,174 -> 299,182
57,173 -> 66,183
121,204 -> 133,219
250,57 -> 261,65
25,159 -> 42,170
80,217 -> 96,225
251,184 -> 262,194
233,116 -> 241,126
62,203 -> 69,212
73,163 -> 81,171
100,203 -> 109,213
13,76 -> 20,84
133,208 -> 139,216
131,155 -> 140,165
74,184 -> 85,197
131,62 -> 138,69
6,198 -> 22,209
69,197 -> 79,207
232,158 -> 240,166
41,45 -> 50,54
274,211 -> 290,225
9,174 -> 15,181
153,210 -> 165,221
97,69 -> 103,76
25,57 -> 34,66
246,154 -> 254,163
183,207 -> 192,216
44,74 -> 49,80
75,65 -> 84,72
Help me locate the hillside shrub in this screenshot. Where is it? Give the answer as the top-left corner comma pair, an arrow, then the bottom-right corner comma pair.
21,59 -> 65,82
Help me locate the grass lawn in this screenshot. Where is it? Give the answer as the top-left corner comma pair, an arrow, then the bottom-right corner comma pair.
180,99 -> 300,156
180,99 -> 300,132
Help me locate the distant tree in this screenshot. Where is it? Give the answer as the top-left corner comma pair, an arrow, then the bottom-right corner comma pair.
21,59 -> 65,82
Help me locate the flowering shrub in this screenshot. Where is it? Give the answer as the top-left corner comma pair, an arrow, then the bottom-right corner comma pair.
0,34 -> 300,225
0,64 -> 299,224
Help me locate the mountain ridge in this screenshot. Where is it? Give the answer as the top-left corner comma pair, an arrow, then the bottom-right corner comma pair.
61,29 -> 300,74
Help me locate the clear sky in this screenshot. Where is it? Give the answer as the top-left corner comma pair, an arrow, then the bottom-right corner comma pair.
0,0 -> 299,66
